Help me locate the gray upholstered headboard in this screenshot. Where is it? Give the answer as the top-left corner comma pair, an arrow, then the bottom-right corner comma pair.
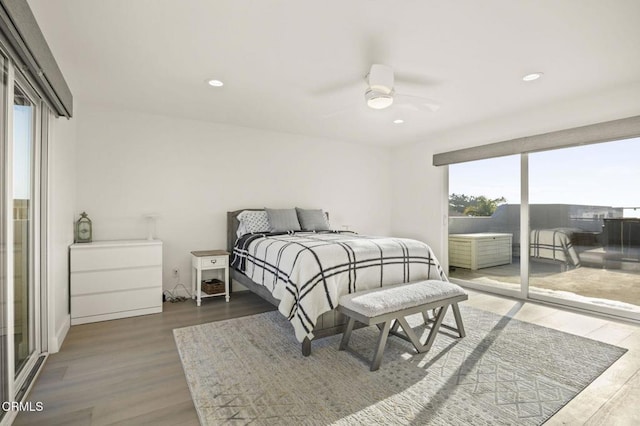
226,209 -> 330,253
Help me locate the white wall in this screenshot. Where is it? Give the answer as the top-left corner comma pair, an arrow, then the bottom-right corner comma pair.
75,104 -> 392,293
47,113 -> 76,352
390,142 -> 446,260
390,82 -> 640,263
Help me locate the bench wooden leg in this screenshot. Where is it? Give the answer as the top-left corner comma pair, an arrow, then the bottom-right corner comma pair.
339,317 -> 356,351
451,303 -> 466,338
423,304 -> 466,338
423,304 -> 449,352
421,309 -> 437,324
370,320 -> 391,371
394,316 -> 427,353
302,338 -> 312,357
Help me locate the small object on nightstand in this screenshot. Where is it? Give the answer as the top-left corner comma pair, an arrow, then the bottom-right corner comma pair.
190,250 -> 230,307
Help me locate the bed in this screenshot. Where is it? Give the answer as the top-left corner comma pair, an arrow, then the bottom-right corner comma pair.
530,228 -> 582,269
227,209 -> 447,355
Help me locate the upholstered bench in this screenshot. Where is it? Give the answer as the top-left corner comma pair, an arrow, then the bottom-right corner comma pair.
338,280 -> 468,371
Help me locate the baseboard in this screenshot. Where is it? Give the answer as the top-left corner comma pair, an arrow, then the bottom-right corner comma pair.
48,314 -> 70,353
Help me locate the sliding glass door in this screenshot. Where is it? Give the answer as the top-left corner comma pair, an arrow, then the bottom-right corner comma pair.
0,55 -> 47,417
12,82 -> 39,378
447,137 -> 640,321
0,54 -> 7,413
448,155 -> 520,295
528,138 -> 640,314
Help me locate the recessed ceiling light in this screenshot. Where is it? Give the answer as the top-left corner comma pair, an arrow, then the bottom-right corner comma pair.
207,79 -> 224,87
393,119 -> 404,124
522,72 -> 543,82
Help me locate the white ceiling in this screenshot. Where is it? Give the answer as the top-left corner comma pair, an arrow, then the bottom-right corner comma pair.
28,0 -> 640,147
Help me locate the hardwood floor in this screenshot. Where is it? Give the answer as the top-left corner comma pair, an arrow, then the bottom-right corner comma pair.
15,292 -> 276,426
15,290 -> 640,425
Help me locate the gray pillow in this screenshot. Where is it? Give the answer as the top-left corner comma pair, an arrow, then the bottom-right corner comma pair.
296,207 -> 330,231
265,208 -> 301,232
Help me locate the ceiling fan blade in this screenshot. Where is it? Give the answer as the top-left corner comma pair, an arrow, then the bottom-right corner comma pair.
394,71 -> 441,87
394,94 -> 441,112
309,77 -> 363,96
321,103 -> 360,119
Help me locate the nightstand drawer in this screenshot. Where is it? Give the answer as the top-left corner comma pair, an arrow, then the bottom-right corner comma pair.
197,256 -> 227,268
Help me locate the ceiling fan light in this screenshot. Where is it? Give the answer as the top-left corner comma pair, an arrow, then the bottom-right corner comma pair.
522,72 -> 543,82
365,90 -> 394,109
368,96 -> 393,109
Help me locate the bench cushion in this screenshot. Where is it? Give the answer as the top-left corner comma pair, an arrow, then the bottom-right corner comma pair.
339,280 -> 466,318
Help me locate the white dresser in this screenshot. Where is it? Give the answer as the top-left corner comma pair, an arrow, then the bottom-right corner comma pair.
449,233 -> 512,270
70,240 -> 163,325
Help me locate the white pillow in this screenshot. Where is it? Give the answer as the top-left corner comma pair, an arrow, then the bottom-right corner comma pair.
237,210 -> 270,237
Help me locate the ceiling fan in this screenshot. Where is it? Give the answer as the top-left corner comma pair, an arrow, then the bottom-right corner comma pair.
319,64 -> 440,118
364,64 -> 440,112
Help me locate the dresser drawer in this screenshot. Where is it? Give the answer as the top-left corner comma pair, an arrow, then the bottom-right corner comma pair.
71,287 -> 161,319
71,266 -> 162,296
71,244 -> 162,272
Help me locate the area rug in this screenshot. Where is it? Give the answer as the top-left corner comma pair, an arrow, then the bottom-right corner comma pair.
173,306 -> 627,425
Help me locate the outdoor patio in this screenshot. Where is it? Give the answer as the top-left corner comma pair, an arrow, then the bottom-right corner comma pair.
450,259 -> 640,312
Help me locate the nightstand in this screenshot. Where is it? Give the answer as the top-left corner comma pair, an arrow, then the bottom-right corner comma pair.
191,250 -> 230,307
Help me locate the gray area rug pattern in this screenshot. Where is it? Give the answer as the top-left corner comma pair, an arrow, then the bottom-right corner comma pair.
174,306 -> 626,425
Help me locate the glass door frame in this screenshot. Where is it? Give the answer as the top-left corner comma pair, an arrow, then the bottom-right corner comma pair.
4,61 -> 44,401
0,52 -> 7,412
445,151 -> 640,323
444,156 -> 524,301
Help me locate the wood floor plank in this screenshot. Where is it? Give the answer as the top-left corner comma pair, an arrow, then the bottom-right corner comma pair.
15,292 -> 275,425
109,400 -> 199,426
15,407 -> 93,426
585,369 -> 640,425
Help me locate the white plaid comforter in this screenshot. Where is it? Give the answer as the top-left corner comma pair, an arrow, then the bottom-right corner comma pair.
231,232 -> 447,342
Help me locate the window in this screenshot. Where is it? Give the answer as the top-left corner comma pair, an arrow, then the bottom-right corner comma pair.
449,156 -> 520,293
13,83 -> 37,376
439,117 -> 640,321
528,138 -> 640,311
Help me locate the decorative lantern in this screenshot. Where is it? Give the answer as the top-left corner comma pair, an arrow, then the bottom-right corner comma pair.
75,212 -> 92,243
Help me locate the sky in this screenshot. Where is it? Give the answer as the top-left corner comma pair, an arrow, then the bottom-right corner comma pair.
13,104 -> 33,200
449,137 -> 640,217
